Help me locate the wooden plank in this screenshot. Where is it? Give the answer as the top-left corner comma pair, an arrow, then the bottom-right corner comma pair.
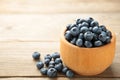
0,0 -> 120,13
0,40 -> 120,77
0,13 -> 120,41
0,78 -> 120,80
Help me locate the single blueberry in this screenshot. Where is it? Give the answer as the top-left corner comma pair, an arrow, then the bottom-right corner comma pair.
92,26 -> 99,33
81,22 -> 89,27
70,27 -> 79,36
70,38 -> 77,45
44,59 -> 50,66
51,52 -> 60,60
76,39 -> 83,47
84,31 -> 93,41
100,25 -> 107,31
76,18 -> 81,24
66,70 -> 74,78
78,33 -> 84,39
49,61 -> 55,66
106,30 -> 112,37
96,27 -> 102,34
77,24 -> 82,30
47,68 -> 57,78
79,19 -> 86,23
94,40 -> 103,47
84,41 -> 93,48
90,20 -> 99,27
80,26 -> 89,33
55,63 -> 63,72
32,52 -> 40,60
62,66 -> 68,74
85,17 -> 94,24
65,30 -> 72,41
55,58 -> 62,64
44,54 -> 52,61
48,65 -> 54,69
36,61 -> 44,69
99,32 -> 107,42
40,67 -> 48,75
105,36 -> 111,43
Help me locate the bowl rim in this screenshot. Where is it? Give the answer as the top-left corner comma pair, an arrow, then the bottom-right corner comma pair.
61,27 -> 116,50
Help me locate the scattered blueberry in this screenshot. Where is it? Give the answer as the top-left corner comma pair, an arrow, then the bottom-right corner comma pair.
66,70 -> 74,78
49,61 -> 55,66
47,68 -> 57,78
32,52 -> 40,60
51,52 -> 60,60
36,61 -> 44,69
44,54 -> 52,61
55,63 -> 63,72
44,59 -> 50,66
40,67 -> 48,75
48,65 -> 54,69
62,66 -> 68,74
55,58 -> 62,64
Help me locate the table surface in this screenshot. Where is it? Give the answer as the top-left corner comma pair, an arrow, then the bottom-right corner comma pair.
0,0 -> 120,80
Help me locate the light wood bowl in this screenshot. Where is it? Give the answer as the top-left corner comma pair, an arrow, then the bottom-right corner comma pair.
60,28 -> 116,76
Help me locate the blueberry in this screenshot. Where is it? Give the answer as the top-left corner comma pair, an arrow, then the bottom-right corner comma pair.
32,52 -> 40,60
51,52 -> 60,60
66,24 -> 75,30
99,32 -> 107,42
40,67 -> 48,75
62,66 -> 68,74
55,63 -> 63,72
70,27 -> 79,36
84,31 -> 93,41
100,25 -> 107,31
49,61 -> 55,66
44,59 -> 50,66
94,40 -> 103,47
76,18 -> 81,24
105,36 -> 111,43
79,19 -> 86,23
84,41 -> 93,48
85,17 -> 94,24
48,65 -> 54,69
90,20 -> 99,27
66,70 -> 74,78
36,61 -> 44,69
81,22 -> 89,27
76,39 -> 83,47
65,30 -> 72,41
44,54 -> 52,61
77,24 -> 82,30
89,27 -> 92,31
96,27 -> 102,34
92,26 -> 99,33
70,38 -> 77,45
78,33 -> 84,39
106,30 -> 112,37
55,58 -> 62,64
47,68 -> 57,78
80,26 -> 89,33
93,33 -> 98,41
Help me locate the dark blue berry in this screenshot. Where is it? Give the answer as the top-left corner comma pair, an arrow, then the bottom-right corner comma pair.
65,31 -> 72,41
85,17 -> 94,24
94,40 -> 103,47
76,18 -> 81,24
96,27 -> 102,34
93,33 -> 98,41
49,61 -> 55,66
84,31 -> 93,41
70,27 -> 79,36
44,54 -> 52,61
80,26 -> 89,33
106,30 -> 112,37
100,25 -> 107,31
76,39 -> 83,47
105,36 -> 111,43
79,19 -> 86,23
40,67 -> 48,75
51,52 -> 60,60
62,66 -> 68,74
99,32 -> 107,42
55,58 -> 62,64
92,26 -> 99,33
32,52 -> 40,60
77,24 -> 82,30
48,65 -> 54,69
47,68 -> 57,78
84,41 -> 93,48
78,33 -> 84,39
44,59 -> 50,66
55,63 -> 63,72
70,38 -> 77,45
66,70 -> 74,78
81,22 -> 89,27
36,61 -> 44,69
90,20 -> 99,27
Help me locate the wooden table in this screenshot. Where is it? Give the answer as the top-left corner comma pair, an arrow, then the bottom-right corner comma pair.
0,0 -> 120,80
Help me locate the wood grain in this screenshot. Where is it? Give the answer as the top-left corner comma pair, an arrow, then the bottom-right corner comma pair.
0,0 -> 120,14
0,13 -> 119,42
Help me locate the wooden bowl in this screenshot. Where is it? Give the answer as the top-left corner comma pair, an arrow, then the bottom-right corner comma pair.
60,28 -> 116,76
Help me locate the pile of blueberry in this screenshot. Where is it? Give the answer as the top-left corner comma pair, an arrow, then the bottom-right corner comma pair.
32,52 -> 74,78
65,17 -> 112,48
